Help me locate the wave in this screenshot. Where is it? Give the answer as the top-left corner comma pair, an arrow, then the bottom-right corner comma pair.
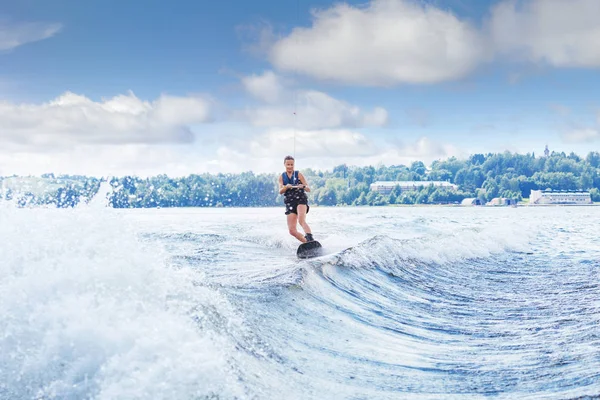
0,206 -> 281,399
293,219 -> 534,295
268,228 -> 599,399
4,203 -> 597,399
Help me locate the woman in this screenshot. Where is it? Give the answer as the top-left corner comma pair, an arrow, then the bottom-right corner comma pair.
278,155 -> 314,243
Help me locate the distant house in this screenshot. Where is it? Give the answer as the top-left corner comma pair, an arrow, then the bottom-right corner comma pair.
529,190 -> 592,205
461,198 -> 482,206
369,181 -> 458,195
487,197 -> 518,206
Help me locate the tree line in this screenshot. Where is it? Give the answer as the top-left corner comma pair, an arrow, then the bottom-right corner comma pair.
2,150 -> 600,208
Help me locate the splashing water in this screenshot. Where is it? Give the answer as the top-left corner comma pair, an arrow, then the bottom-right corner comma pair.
1,203 -> 600,399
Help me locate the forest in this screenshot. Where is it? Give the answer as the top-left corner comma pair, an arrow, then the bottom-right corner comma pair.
2,150 -> 599,208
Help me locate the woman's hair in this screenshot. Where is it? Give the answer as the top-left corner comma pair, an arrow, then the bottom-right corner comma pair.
283,155 -> 295,163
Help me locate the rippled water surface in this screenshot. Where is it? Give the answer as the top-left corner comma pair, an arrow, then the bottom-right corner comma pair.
1,203 -> 599,399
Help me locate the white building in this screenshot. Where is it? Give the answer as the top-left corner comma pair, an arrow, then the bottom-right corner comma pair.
370,181 -> 458,195
487,197 -> 518,206
529,190 -> 592,205
461,197 -> 482,206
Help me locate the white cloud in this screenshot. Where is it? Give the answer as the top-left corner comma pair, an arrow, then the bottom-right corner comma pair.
238,86 -> 388,130
0,91 -> 213,149
0,129 -> 377,177
244,128 -> 380,158
268,0 -> 488,85
561,128 -> 600,143
261,0 -> 600,86
389,136 -> 466,161
0,144 -> 209,178
298,136 -> 466,172
0,20 -> 62,51
197,133 -> 466,176
554,109 -> 600,144
216,128 -> 464,170
363,107 -> 388,127
241,70 -> 284,103
489,0 -> 600,67
0,120 -> 470,177
0,87 -> 389,177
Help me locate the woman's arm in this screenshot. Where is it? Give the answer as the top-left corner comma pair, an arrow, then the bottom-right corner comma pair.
298,173 -> 311,192
278,175 -> 291,194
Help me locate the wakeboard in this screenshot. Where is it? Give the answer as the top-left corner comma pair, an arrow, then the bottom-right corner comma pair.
297,240 -> 323,259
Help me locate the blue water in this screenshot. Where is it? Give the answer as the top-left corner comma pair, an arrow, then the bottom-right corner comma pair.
1,202 -> 599,399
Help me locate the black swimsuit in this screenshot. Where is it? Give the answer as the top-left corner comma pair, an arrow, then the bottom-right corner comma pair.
282,171 -> 309,215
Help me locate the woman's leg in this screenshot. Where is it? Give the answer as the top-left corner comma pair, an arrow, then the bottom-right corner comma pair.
297,204 -> 311,236
287,212 -> 306,242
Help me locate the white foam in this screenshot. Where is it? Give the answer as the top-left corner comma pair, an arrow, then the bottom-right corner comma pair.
0,205 -> 247,399
84,178 -> 114,209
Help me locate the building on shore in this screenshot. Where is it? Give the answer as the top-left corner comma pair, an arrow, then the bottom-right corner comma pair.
529,189 -> 592,205
461,198 -> 482,206
369,181 -> 458,195
487,197 -> 518,206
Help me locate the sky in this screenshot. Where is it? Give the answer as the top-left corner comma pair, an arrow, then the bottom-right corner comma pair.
1,0 -> 600,177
